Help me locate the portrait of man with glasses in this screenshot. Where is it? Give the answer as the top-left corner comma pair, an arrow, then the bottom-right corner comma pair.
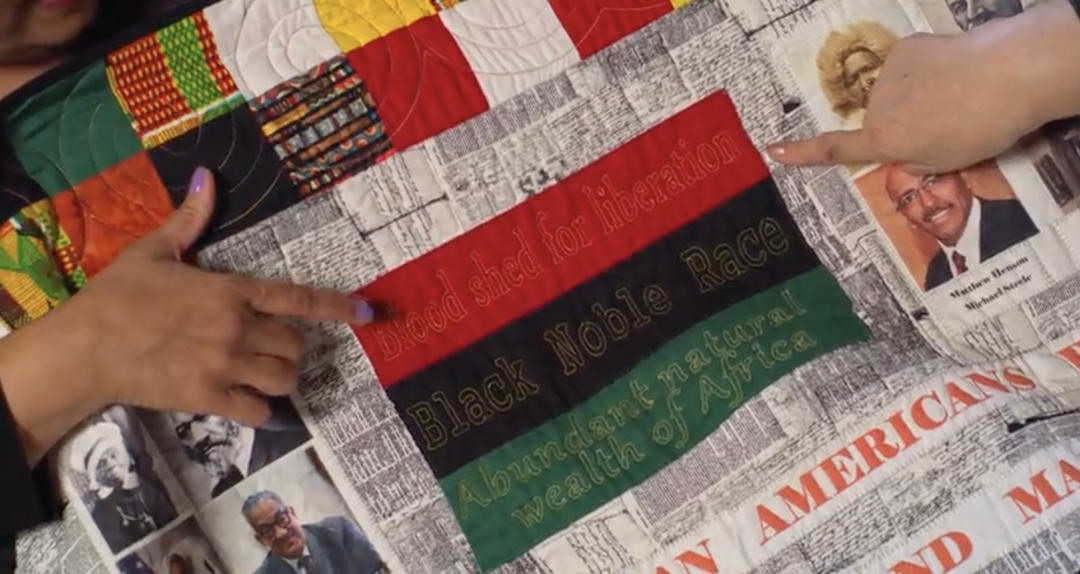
241,489 -> 387,574
882,164 -> 1038,291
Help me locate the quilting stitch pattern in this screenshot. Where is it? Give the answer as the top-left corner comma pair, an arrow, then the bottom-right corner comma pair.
0,0 -> 878,572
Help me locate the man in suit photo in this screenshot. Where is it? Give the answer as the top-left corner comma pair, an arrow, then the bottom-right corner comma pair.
169,397 -> 311,498
242,490 -> 387,574
883,165 -> 1039,291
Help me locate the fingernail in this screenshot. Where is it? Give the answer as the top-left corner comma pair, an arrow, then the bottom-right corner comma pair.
766,144 -> 787,157
353,299 -> 375,325
189,167 -> 209,194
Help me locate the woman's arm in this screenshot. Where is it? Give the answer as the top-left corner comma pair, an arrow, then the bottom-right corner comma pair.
0,308 -> 108,467
0,170 -> 374,550
768,0 -> 1080,172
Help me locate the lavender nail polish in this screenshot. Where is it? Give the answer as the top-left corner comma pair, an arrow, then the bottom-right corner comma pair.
188,167 -> 209,194
354,300 -> 375,324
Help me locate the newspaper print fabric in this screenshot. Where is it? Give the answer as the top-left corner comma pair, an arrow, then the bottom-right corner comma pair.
8,0 -> 1080,573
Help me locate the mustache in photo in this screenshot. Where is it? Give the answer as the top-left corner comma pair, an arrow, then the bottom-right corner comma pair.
194,437 -> 231,461
922,202 -> 954,223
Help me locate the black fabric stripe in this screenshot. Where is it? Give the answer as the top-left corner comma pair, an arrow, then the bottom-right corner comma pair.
388,177 -> 829,479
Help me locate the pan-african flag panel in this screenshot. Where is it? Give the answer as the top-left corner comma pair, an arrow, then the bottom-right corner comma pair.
352,93 -> 869,569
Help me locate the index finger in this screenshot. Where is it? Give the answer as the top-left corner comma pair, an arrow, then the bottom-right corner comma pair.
240,278 -> 376,325
766,129 -> 878,167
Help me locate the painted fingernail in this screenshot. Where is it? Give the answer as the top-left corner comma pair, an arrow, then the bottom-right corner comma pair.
353,299 -> 375,325
188,166 -> 209,194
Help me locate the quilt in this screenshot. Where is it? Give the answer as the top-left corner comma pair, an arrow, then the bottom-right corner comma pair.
10,0 -> 1080,573
0,0 -> 869,570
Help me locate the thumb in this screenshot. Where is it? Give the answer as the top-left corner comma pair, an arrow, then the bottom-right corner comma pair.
766,130 -> 878,167
142,166 -> 216,259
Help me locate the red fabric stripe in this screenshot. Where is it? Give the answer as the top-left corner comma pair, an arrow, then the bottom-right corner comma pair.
548,0 -> 674,59
351,91 -> 767,387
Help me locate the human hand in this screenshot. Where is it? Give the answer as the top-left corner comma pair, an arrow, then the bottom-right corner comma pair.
5,167 -> 375,436
766,0 -> 1080,173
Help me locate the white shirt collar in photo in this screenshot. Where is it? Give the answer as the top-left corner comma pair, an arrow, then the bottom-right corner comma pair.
939,198 -> 982,277
283,546 -> 311,573
236,426 -> 255,476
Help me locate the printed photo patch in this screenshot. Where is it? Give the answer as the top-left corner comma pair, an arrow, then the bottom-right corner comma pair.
106,11 -> 243,149
249,56 -> 393,197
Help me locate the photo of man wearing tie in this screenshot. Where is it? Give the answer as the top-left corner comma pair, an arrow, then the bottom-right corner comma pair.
242,490 -> 387,574
882,165 -> 1039,291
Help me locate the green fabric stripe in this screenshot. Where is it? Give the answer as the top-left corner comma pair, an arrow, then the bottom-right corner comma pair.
441,266 -> 869,570
156,18 -> 221,111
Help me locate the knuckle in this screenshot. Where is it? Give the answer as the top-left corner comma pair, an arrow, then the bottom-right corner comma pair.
218,312 -> 247,342
204,350 -> 235,379
820,139 -> 839,164
261,362 -> 298,396
292,287 -> 318,315
282,325 -> 306,358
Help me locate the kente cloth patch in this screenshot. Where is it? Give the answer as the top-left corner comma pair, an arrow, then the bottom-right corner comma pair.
249,56 -> 393,197
106,11 -> 242,148
350,92 -> 871,570
0,202 -> 74,329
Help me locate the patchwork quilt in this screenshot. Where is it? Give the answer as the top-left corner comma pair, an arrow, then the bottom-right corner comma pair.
10,0 -> 1080,573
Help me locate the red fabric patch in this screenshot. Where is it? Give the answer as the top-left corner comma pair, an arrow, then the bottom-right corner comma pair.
351,92 -> 768,386
548,0 -> 673,59
347,16 -> 489,151
52,152 -> 174,278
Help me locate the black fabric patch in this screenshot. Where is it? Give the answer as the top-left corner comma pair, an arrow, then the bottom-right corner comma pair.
0,135 -> 49,224
147,106 -> 305,248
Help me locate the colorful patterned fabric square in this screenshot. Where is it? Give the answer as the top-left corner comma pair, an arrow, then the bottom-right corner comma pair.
106,11 -> 242,148
250,56 -> 393,197
0,201 -> 75,329
51,152 -> 175,279
346,16 -> 489,151
313,0 -> 437,52
4,61 -> 142,197
147,105 -> 306,247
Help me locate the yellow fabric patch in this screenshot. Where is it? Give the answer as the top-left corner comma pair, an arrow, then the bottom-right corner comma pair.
314,0 -> 437,52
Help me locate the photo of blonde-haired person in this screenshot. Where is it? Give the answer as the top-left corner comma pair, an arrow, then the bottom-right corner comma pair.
816,21 -> 900,126
776,0 -> 919,139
